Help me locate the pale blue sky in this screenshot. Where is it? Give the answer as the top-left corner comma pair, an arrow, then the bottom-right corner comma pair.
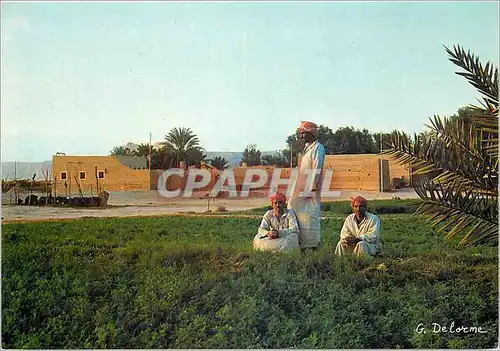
2,1 -> 499,162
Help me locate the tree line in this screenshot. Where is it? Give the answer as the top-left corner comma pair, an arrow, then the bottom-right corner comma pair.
109,127 -> 225,170
244,127 -> 394,168
110,108 -> 472,170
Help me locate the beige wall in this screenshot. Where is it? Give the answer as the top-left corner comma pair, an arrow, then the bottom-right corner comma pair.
323,155 -> 394,191
150,155 -> 399,193
52,156 -> 150,195
381,155 -> 411,182
66,154 -> 410,195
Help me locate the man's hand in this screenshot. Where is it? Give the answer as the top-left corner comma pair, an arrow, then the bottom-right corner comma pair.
267,230 -> 279,239
340,238 -> 349,248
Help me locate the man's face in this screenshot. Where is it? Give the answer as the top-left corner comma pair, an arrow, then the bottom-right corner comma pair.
299,131 -> 315,143
272,199 -> 285,212
352,201 -> 366,217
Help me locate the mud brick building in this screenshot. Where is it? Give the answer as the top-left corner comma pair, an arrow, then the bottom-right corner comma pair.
52,155 -> 150,195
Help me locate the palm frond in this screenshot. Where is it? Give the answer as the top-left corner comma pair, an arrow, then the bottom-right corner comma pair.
382,124 -> 496,192
413,179 -> 497,246
444,44 -> 499,107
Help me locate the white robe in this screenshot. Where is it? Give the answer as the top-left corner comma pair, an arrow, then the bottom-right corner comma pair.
287,140 -> 326,248
253,208 -> 300,252
335,212 -> 382,257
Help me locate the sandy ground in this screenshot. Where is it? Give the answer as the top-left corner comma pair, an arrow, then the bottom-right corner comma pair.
1,188 -> 419,223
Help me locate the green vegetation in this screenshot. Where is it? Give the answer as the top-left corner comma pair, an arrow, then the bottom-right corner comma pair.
109,127 -> 207,169
209,156 -> 229,170
241,144 -> 263,166
240,198 -> 423,216
321,199 -> 422,215
2,207 -> 497,348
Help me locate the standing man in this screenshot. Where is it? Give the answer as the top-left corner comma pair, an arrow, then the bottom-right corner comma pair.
334,196 -> 382,257
288,121 -> 326,251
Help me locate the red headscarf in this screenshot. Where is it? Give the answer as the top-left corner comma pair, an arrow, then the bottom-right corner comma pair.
351,196 -> 368,208
270,192 -> 287,204
299,121 -> 318,137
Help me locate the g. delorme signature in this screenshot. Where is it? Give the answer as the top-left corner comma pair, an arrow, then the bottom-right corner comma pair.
416,322 -> 487,334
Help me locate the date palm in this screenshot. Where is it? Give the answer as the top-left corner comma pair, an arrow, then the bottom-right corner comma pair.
110,146 -> 129,156
133,143 -> 151,157
210,156 -> 229,170
185,146 -> 207,167
162,127 -> 204,167
383,44 -> 498,245
150,146 -> 176,170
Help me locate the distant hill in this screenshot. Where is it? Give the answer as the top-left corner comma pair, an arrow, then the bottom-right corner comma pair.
1,161 -> 53,180
1,151 -> 281,179
205,151 -> 280,168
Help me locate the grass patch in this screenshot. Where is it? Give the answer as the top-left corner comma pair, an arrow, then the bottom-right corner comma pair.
2,214 -> 497,348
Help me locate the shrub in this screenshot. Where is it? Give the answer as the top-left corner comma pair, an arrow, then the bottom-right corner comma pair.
321,199 -> 422,215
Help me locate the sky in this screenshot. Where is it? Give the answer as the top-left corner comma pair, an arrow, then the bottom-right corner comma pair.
1,1 -> 499,162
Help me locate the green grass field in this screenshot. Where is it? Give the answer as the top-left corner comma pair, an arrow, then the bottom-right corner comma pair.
2,201 -> 498,348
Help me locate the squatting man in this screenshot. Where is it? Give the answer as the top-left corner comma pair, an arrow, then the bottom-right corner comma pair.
253,192 -> 300,252
334,196 -> 382,257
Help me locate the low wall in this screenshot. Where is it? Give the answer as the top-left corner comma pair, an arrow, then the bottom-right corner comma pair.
149,154 -> 401,193
381,155 -> 411,182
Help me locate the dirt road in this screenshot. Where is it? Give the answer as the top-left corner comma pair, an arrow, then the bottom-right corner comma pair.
1,188 -> 419,223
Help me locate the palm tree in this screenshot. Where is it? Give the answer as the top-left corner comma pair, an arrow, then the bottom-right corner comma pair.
150,146 -> 176,170
185,147 -> 207,167
133,143 -> 151,157
110,146 -> 129,156
162,127 -> 204,167
383,44 -> 498,245
210,156 -> 229,170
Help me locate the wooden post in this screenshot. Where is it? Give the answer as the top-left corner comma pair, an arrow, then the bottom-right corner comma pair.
28,173 -> 36,207
73,174 -> 84,198
95,166 -> 99,194
379,133 -> 383,193
149,133 -> 152,190
149,133 -> 152,172
14,161 -> 18,204
43,169 -> 48,205
68,168 -> 72,200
